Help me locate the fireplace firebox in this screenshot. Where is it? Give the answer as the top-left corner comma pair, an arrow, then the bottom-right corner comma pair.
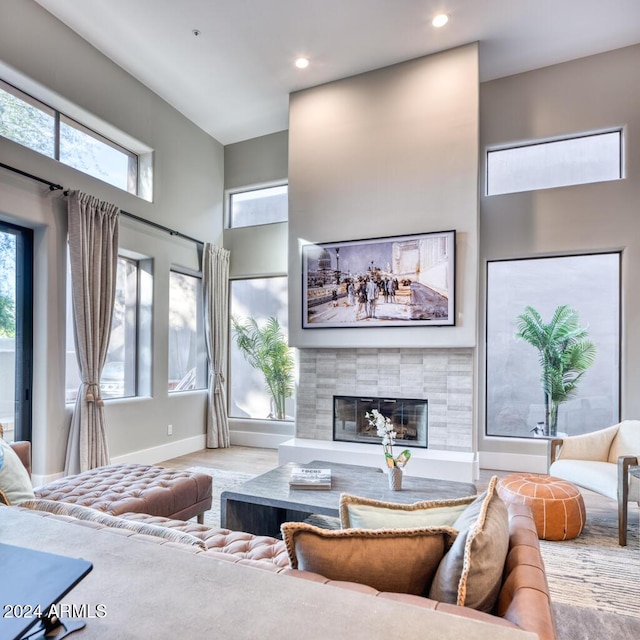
333,395 -> 428,448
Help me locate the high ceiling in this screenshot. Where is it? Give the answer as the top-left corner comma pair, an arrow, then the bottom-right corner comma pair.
34,0 -> 640,145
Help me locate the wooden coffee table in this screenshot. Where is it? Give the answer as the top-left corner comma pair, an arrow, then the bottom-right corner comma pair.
220,460 -> 476,537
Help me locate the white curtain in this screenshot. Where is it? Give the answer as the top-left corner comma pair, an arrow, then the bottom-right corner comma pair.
202,243 -> 230,448
65,191 -> 119,475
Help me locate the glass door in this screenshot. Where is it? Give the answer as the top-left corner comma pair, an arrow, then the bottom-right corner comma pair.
0,222 -> 33,442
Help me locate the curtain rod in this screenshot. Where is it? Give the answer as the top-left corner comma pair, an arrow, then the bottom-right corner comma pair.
0,160 -> 205,248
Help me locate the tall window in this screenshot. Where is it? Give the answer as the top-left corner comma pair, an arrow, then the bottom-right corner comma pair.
66,256 -> 141,402
168,270 -> 207,392
228,184 -> 288,228
229,276 -> 293,420
0,79 -> 138,195
0,222 -> 33,442
486,253 -> 620,439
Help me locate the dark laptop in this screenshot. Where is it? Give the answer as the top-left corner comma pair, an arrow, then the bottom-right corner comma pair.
0,543 -> 93,640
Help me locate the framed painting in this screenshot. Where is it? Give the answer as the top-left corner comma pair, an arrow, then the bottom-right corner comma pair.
302,230 -> 455,328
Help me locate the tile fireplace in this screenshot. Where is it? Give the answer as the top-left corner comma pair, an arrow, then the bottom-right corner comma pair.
279,347 -> 478,482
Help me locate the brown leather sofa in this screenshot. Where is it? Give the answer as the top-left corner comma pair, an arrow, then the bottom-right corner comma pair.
99,503 -> 556,638
9,441 -> 212,522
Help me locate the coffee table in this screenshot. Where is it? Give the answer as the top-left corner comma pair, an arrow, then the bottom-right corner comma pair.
220,460 -> 476,537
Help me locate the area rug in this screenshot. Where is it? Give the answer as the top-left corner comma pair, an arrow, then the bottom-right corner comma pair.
540,511 -> 639,620
188,466 -> 255,529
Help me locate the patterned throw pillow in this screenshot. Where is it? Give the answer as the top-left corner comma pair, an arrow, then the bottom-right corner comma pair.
0,438 -> 36,506
339,493 -> 476,529
428,476 -> 509,612
20,499 -> 207,550
281,521 -> 457,595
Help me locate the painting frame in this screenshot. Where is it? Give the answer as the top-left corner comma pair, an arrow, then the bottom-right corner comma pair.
302,229 -> 456,329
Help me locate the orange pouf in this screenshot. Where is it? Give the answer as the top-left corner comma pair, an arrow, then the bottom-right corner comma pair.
497,473 -> 586,541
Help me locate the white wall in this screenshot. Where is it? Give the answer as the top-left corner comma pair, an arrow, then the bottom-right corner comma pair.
478,43 -> 640,467
0,0 -> 223,476
288,44 -> 479,349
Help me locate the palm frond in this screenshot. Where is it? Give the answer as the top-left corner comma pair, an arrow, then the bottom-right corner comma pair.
232,315 -> 294,419
515,304 -> 596,433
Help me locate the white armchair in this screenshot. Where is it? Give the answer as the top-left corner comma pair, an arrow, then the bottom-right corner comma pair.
548,420 -> 639,545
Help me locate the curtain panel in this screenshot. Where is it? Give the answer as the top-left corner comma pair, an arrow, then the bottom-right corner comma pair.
203,243 -> 231,448
64,191 -> 119,475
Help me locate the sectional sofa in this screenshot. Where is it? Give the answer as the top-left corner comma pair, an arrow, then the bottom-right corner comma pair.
1,440 -> 556,640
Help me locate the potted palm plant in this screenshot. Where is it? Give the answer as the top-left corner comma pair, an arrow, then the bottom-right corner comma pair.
516,305 -> 596,437
232,316 -> 294,420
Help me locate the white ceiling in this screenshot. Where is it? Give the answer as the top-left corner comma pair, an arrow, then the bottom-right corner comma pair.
33,0 -> 640,145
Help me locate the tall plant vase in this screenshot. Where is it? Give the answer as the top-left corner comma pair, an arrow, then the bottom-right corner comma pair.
388,466 -> 403,491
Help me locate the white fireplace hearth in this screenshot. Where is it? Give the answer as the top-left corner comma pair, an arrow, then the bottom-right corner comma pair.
278,438 -> 479,482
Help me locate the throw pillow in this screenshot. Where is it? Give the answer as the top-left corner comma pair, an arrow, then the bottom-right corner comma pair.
340,493 -> 476,529
281,521 -> 457,596
428,475 -> 509,612
20,499 -> 207,550
0,438 -> 36,505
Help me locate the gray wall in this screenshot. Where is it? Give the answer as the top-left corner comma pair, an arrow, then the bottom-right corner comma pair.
479,43 -> 640,460
0,0 -> 223,476
288,44 -> 479,349
223,131 -> 289,278
225,131 -> 288,192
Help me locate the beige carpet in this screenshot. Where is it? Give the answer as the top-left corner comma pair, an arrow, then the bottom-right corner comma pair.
189,466 -> 255,529
539,502 -> 639,619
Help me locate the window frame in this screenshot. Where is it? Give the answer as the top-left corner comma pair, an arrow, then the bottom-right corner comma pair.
228,274 -> 294,422
484,251 -> 622,440
485,128 -> 624,196
0,77 -> 140,196
226,182 -> 288,229
65,253 -> 149,404
168,266 -> 207,394
0,220 -> 33,442
111,255 -> 140,400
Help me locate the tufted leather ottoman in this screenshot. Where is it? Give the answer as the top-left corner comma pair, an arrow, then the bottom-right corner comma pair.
35,464 -> 212,523
497,473 -> 585,540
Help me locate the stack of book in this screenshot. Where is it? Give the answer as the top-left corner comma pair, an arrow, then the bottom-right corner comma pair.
288,467 -> 332,490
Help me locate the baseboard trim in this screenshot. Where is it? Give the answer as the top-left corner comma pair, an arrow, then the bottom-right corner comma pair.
110,435 -> 206,466
32,472 -> 64,487
479,450 -> 548,474
230,430 -> 289,449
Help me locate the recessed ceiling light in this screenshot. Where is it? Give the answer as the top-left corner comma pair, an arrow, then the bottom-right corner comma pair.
432,13 -> 449,28
295,57 -> 310,69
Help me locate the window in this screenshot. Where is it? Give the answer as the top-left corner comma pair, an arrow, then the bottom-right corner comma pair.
168,270 -> 207,392
0,80 -> 54,157
59,116 -> 137,193
486,253 -> 620,439
228,184 -> 288,228
66,256 -> 142,402
0,78 -> 139,195
0,222 -> 33,442
229,276 -> 294,420
486,130 -> 622,195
